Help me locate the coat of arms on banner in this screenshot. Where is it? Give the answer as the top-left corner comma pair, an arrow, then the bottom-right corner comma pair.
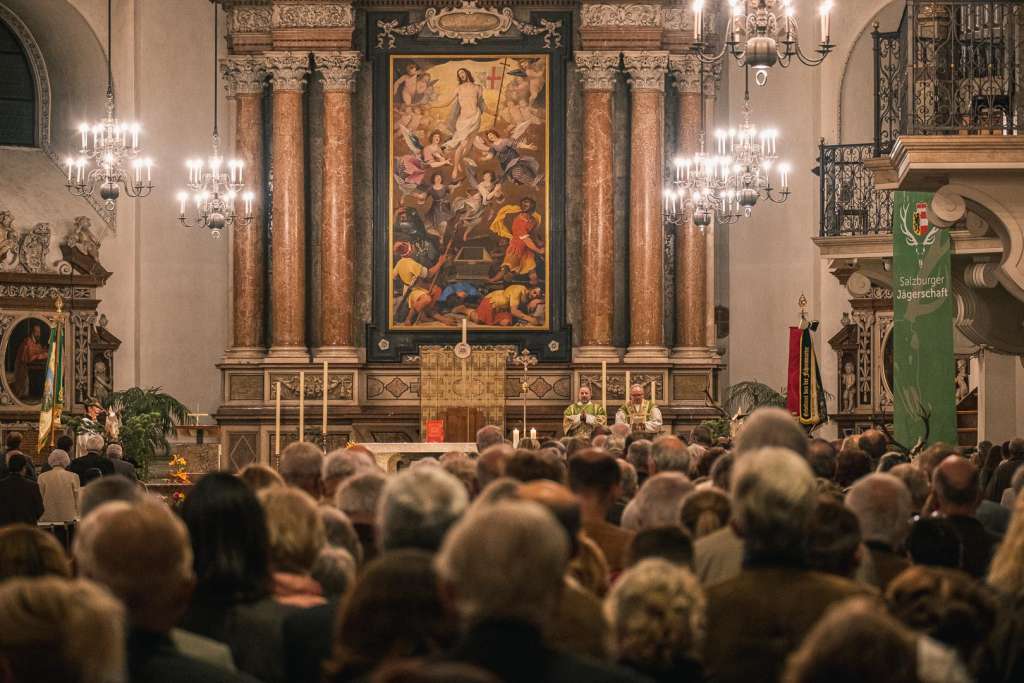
899,201 -> 940,266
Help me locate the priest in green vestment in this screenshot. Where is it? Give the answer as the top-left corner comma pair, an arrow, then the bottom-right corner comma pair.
562,385 -> 607,438
615,384 -> 663,434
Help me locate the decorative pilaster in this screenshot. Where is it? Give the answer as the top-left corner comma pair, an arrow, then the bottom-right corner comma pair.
222,56 -> 267,359
623,51 -> 669,362
315,52 -> 361,362
265,52 -> 310,360
669,55 -> 708,356
574,51 -> 620,360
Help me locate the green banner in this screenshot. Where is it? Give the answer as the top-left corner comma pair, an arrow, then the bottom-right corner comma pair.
892,191 -> 957,447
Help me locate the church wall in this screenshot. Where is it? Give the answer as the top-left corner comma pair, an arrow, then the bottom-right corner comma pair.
725,0 -> 823,395
130,0 -> 229,413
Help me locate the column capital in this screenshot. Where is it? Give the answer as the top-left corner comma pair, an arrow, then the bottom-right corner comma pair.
265,52 -> 310,92
623,51 -> 668,92
221,55 -> 267,97
315,52 -> 361,93
668,55 -> 701,95
704,61 -> 722,99
575,51 -> 620,92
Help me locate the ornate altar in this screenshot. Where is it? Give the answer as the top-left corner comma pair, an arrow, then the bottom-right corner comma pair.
419,345 -> 512,441
0,209 -> 121,447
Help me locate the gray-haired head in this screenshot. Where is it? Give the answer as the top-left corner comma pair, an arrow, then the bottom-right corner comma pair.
731,447 -> 817,557
322,449 -> 373,488
334,471 -> 387,524
279,441 -> 325,495
310,546 -> 356,599
105,444 -> 123,460
626,439 -> 652,474
633,472 -> 694,530
84,434 -> 105,454
735,407 -> 809,459
319,504 -> 363,565
844,473 -> 912,548
475,424 -> 504,453
435,500 -> 568,626
377,466 -> 469,553
47,449 -> 70,469
649,436 -> 692,476
80,475 -> 140,519
618,459 -> 638,499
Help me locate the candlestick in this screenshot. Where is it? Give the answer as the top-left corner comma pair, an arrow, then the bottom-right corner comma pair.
601,361 -> 608,413
322,361 -> 329,437
274,381 -> 281,456
298,371 -> 305,442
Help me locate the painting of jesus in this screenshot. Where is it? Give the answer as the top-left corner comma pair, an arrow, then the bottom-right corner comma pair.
389,54 -> 550,331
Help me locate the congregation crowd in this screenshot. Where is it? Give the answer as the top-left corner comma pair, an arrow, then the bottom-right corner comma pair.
1,410 -> 1024,683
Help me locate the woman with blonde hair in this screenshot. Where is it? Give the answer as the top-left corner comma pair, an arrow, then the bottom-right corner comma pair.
604,558 -> 706,682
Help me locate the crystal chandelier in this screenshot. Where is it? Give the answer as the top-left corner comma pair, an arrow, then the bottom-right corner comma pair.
65,0 -> 153,209
692,0 -> 835,86
666,66 -> 790,226
176,3 -> 253,238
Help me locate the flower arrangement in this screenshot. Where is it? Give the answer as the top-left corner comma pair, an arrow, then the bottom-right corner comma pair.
169,454 -> 191,485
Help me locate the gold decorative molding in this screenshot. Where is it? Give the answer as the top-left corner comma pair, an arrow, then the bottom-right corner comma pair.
271,2 -> 354,29
580,3 -> 662,27
375,1 -> 562,48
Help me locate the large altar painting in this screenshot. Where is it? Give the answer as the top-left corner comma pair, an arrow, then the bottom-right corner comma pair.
389,54 -> 550,331
4,317 -> 51,405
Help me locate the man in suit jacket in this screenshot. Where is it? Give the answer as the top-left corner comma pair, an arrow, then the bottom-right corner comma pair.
106,443 -> 138,482
68,434 -> 114,480
934,455 -> 998,579
705,448 -> 871,683
0,453 -> 44,527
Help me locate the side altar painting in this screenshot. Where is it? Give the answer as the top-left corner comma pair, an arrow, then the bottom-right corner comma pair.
389,54 -> 550,330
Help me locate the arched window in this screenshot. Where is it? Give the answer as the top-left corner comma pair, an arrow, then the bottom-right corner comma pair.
0,18 -> 35,146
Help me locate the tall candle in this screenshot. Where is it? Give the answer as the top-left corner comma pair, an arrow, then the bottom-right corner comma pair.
512,428 -> 520,448
298,372 -> 305,442
322,361 -> 329,436
461,318 -> 467,344
274,381 -> 282,456
601,361 -> 607,413
217,443 -> 223,469
530,428 -> 537,441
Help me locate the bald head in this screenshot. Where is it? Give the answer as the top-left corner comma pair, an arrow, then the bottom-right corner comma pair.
933,455 -> 980,514
845,473 -> 912,547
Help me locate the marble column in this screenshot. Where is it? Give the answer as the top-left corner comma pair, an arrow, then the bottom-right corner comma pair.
314,52 -> 361,362
574,51 -> 620,360
669,55 -> 708,354
623,51 -> 669,362
222,56 -> 267,359
265,53 -> 309,359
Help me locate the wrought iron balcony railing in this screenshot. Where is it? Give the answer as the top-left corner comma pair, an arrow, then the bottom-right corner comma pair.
819,142 -> 894,237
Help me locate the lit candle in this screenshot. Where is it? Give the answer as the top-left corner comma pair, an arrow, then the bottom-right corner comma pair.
145,158 -> 152,183
819,1 -> 832,43
177,192 -> 187,217
322,361 -> 329,436
512,428 -> 520,448
237,160 -> 244,184
243,191 -> 254,217
275,381 -> 282,456
79,124 -> 88,150
601,361 -> 607,413
298,371 -> 305,442
692,0 -> 704,41
65,158 -> 73,182
530,428 -> 537,441
780,163 -> 790,191
731,0 -> 742,43
133,159 -> 141,184
131,123 -> 139,149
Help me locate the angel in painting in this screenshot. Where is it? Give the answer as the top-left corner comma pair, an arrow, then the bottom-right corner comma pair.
474,123 -> 543,189
394,127 -> 451,198
452,160 -> 504,240
417,172 -> 461,232
393,63 -> 438,133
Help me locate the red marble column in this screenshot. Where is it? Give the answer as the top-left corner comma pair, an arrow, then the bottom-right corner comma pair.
222,56 -> 266,357
670,55 -> 708,352
315,52 -> 361,362
266,53 -> 309,358
574,51 -> 620,359
623,52 -> 669,361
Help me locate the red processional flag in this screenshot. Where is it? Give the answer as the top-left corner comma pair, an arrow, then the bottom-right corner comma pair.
787,322 -> 829,427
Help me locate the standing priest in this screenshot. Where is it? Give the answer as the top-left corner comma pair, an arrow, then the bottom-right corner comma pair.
615,384 -> 663,435
562,385 -> 607,438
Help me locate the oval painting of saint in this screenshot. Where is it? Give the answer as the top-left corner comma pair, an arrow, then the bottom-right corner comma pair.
4,317 -> 51,405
